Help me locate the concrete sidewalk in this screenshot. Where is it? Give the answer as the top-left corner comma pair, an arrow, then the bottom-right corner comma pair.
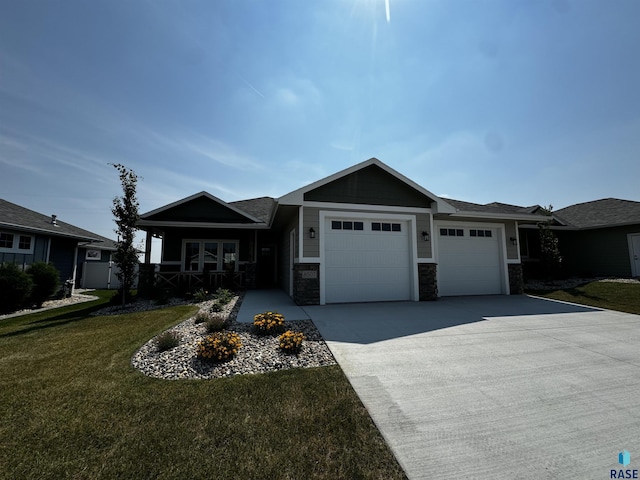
236,289 -> 310,323
306,295 -> 640,479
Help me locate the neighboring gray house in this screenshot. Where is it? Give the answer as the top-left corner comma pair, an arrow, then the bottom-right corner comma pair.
138,158 -> 549,304
0,199 -> 116,290
550,199 -> 640,278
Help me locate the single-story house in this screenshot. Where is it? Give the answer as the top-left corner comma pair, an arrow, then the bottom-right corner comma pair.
0,199 -> 117,291
518,198 -> 640,278
138,158 -> 549,304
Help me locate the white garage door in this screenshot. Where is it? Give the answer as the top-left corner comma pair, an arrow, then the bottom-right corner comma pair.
324,218 -> 412,303
437,225 -> 504,296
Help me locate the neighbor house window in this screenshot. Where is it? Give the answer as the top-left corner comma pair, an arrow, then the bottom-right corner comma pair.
183,240 -> 238,272
0,233 -> 13,249
18,236 -> 32,250
0,232 -> 34,253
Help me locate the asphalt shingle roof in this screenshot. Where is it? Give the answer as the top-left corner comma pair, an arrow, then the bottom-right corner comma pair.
446,199 -> 542,216
554,198 -> 640,229
229,197 -> 277,224
0,199 -> 114,244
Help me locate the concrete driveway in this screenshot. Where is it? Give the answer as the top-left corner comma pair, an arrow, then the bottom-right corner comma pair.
304,295 -> 640,480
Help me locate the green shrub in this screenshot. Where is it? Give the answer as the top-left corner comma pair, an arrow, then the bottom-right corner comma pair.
109,289 -> 135,306
253,311 -> 285,335
196,332 -> 242,362
0,263 -> 33,314
210,302 -> 223,313
214,287 -> 234,305
193,288 -> 209,303
156,331 -> 180,352
279,330 -> 305,354
26,262 -> 60,308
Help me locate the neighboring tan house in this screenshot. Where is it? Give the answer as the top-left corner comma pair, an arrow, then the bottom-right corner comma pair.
138,158 -> 548,304
0,199 -> 116,291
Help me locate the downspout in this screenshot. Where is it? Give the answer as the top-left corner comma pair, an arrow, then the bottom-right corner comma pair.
45,237 -> 51,263
254,230 -> 258,263
71,242 -> 79,295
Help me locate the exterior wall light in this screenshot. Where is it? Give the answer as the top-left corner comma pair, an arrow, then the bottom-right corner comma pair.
422,231 -> 430,242
309,227 -> 316,239
510,236 -> 517,246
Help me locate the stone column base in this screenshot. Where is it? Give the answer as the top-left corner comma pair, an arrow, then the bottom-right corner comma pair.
293,263 -> 320,305
418,263 -> 438,301
508,263 -> 524,294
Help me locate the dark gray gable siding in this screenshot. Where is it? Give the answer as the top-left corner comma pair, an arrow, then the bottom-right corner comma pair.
145,197 -> 256,224
304,164 -> 434,207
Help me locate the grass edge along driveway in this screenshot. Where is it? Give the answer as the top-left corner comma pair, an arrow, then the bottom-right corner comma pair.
0,291 -> 406,480
529,281 -> 640,316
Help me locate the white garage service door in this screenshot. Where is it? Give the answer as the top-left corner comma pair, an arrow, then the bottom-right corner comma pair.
437,225 -> 505,296
324,218 -> 412,303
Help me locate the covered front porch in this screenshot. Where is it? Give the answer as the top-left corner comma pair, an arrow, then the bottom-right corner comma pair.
137,192 -> 281,294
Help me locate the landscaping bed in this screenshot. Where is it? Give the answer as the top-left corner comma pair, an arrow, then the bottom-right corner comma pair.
131,292 -> 336,379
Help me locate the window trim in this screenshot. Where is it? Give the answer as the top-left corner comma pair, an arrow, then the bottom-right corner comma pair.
181,239 -> 239,273
0,231 -> 35,254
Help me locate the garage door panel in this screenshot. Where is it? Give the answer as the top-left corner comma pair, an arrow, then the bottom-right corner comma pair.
324,218 -> 411,303
437,226 -> 504,296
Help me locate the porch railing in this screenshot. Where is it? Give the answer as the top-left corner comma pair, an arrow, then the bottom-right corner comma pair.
154,271 -> 245,290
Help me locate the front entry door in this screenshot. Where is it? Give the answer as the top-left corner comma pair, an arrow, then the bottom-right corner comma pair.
257,244 -> 277,287
631,234 -> 640,277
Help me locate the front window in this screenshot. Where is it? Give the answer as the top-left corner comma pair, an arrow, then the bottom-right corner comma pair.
183,240 -> 238,272
203,242 -> 218,271
185,242 -> 200,272
223,243 -> 237,271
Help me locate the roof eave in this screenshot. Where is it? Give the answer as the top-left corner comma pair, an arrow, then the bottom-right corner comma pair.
443,211 -> 550,222
136,220 -> 270,230
0,221 -> 101,242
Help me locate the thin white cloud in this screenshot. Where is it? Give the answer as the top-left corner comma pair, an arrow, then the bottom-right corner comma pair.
237,74 -> 265,99
267,75 -> 322,109
181,136 -> 264,172
330,142 -> 355,151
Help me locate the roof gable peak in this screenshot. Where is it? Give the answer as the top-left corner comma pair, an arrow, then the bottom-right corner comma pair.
278,158 -> 456,213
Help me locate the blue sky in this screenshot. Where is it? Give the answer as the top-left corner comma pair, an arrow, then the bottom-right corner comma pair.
1,0 -> 639,248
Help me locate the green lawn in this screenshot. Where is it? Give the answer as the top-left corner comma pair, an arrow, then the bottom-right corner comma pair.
0,292 -> 406,480
529,281 -> 640,315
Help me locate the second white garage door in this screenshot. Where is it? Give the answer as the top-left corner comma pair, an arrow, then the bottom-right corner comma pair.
324,218 -> 412,303
437,225 -> 505,296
